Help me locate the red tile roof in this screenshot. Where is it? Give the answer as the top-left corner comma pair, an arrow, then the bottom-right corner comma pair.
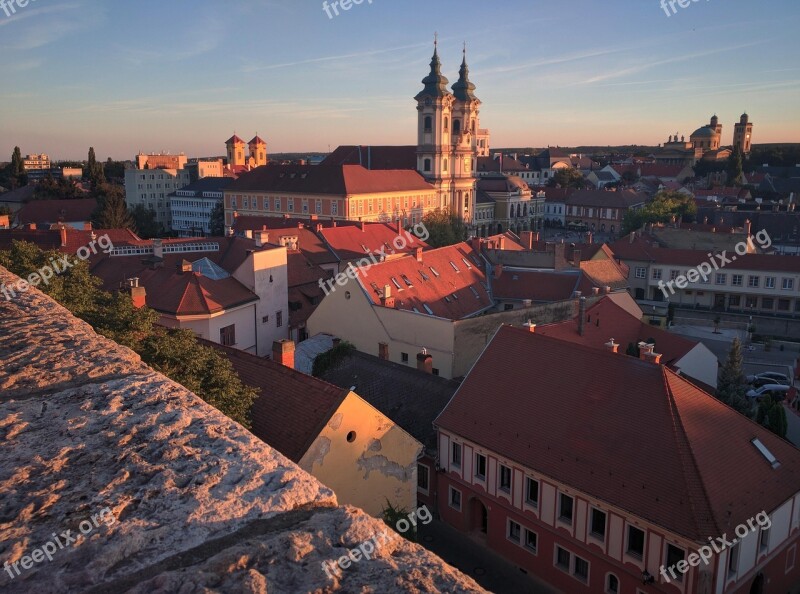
226,134 -> 245,144
435,326 -> 800,541
287,250 -> 332,327
537,296 -> 697,366
0,227 -> 141,254
492,270 -> 580,302
249,135 -> 266,145
16,199 -> 98,226
565,189 -> 648,209
232,216 -> 341,266
202,340 -> 348,462
613,163 -> 688,179
356,242 -> 491,319
321,145 -> 417,170
320,222 -> 429,262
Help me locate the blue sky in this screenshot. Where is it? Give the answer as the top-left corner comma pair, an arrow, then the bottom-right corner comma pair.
1,0 -> 798,160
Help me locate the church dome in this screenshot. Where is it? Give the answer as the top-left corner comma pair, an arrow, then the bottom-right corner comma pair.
691,126 -> 716,139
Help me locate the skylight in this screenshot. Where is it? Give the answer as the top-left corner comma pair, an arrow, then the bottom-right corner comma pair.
430,266 -> 440,277
423,304 -> 434,315
420,271 -> 430,281
461,257 -> 472,269
401,274 -> 413,287
450,261 -> 460,272
469,286 -> 480,298
751,438 -> 780,469
391,277 -> 402,289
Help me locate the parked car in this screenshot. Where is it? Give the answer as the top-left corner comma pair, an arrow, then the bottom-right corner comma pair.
746,372 -> 790,386
746,384 -> 790,401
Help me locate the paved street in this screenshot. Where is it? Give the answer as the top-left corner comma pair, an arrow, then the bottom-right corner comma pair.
417,519 -> 559,594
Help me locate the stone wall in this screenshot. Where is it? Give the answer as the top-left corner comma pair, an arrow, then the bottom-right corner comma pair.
0,265 -> 485,593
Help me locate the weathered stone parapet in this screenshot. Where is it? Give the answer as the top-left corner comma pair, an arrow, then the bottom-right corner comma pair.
0,266 -> 485,593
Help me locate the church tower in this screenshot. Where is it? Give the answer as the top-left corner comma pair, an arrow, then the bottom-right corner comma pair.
450,44 -> 480,223
226,134 -> 246,167
733,113 -> 753,155
248,135 -> 268,167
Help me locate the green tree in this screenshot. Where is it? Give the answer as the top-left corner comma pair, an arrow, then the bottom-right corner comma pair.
130,204 -> 162,238
726,147 -> 744,187
548,167 -> 585,189
0,240 -> 259,427
104,157 -> 126,180
716,338 -> 753,416
92,183 -> 134,229
32,175 -> 84,200
209,201 -> 225,236
382,499 -> 416,541
420,208 -> 467,248
756,397 -> 788,438
87,147 -> 105,187
8,146 -> 27,188
622,190 -> 697,234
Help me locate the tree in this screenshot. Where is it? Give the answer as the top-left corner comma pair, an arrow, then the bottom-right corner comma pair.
87,147 -> 105,187
104,157 -> 126,180
32,175 -> 84,200
716,338 -> 753,416
726,147 -> 744,187
622,190 -> 697,234
420,208 -> 467,248
548,167 -> 585,189
756,397 -> 788,438
0,240 -> 259,428
130,204 -> 162,238
8,146 -> 27,188
92,183 -> 134,229
209,201 -> 225,236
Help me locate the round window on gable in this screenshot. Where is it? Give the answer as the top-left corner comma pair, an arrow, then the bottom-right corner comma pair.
346,431 -> 357,443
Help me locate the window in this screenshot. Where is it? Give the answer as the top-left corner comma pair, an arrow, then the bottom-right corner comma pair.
666,545 -> 685,581
759,524 -> 770,553
525,477 -> 539,507
626,525 -> 645,558
748,275 -> 760,288
779,299 -> 791,311
423,158 -> 431,172
783,278 -> 795,290
728,542 -> 740,576
591,508 -> 607,540
499,464 -> 511,491
635,267 -> 646,279
670,270 -> 679,280
475,453 -> 486,479
508,519 -> 521,543
574,556 -> 589,583
449,486 -> 461,510
417,464 -> 429,492
715,273 -> 727,285
424,116 -> 432,132
555,546 -> 571,570
451,442 -> 462,467
287,198 -> 294,212
732,274 -> 743,286
262,315 -> 269,324
652,269 -> 663,280
606,573 -> 619,594
219,324 -> 235,346
729,295 -> 741,307
276,310 -> 283,327
524,529 -> 537,552
762,297 -> 774,310
766,276 -> 776,289
558,493 -> 574,525
401,352 -> 409,363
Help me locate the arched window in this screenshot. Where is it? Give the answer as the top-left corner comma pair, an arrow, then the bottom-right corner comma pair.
423,158 -> 431,172
444,117 -> 449,131
606,573 -> 619,593
424,116 -> 432,132
443,158 -> 448,173
453,119 -> 461,134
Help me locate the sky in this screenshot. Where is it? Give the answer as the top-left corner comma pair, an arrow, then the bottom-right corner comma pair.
0,0 -> 799,160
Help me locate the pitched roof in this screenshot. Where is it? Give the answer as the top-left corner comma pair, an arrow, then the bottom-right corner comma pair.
476,156 -> 528,173
321,145 -> 417,170
492,269 -> 580,302
435,326 -> 800,541
537,296 -> 697,366
0,227 -> 141,253
356,242 -> 491,320
16,198 -> 97,225
318,350 -> 459,452
226,134 -> 245,144
202,340 -> 349,463
565,189 -> 648,209
319,222 -> 429,262
613,164 -> 689,179
232,216 -> 341,266
287,251 -> 332,327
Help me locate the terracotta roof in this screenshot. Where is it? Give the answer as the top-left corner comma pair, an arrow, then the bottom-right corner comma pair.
226,134 -> 245,144
539,188 -> 576,202
537,296 -> 697,366
613,164 -> 688,179
435,326 -> 800,541
16,198 -> 97,225
476,156 -> 528,173
477,175 -> 529,193
320,222 -> 429,262
578,259 -> 629,290
249,135 -> 266,145
492,269 -> 580,302
318,350 -> 459,452
287,251 -> 332,327
232,217 -> 340,266
356,242 -> 491,320
202,340 -> 348,463
565,189 -> 647,209
321,145 -> 417,170
0,227 -> 141,254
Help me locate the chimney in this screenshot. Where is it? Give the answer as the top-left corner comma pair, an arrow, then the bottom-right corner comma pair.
396,219 -> 403,234
177,259 -> 192,274
585,232 -> 593,244
498,236 -> 506,250
521,231 -> 534,249
604,285 -> 611,294
378,342 -> 389,361
578,296 -> 587,336
605,338 -> 619,354
254,230 -> 269,247
152,238 -> 163,259
629,231 -> 635,244
744,219 -> 752,236
592,287 -> 600,296
524,320 -> 536,333
493,263 -> 504,279
638,342 -> 655,361
416,348 -> 433,374
572,249 -> 582,268
360,220 -> 365,232
272,339 -> 295,369
415,247 -> 423,262
126,278 -> 146,308
644,351 -> 663,365
83,222 -> 92,231
380,285 -> 395,308
532,231 -> 540,243
59,225 -> 67,247
470,236 -> 482,253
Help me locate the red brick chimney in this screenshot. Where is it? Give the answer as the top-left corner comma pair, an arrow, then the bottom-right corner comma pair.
524,320 -> 536,333
59,225 -> 67,247
125,278 -> 146,308
416,348 -> 433,374
498,236 -> 506,250
380,285 -> 395,308
316,223 -> 323,233
272,339 -> 295,369
605,339 -> 619,354
415,247 -> 423,262
470,236 -> 482,253
744,219 -> 752,236
638,342 -> 655,361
